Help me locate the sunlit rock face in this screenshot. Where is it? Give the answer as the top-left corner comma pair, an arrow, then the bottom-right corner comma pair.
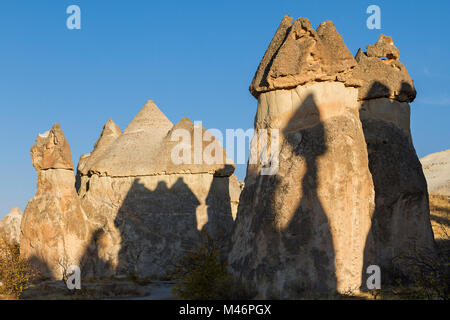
20,124 -> 91,280
354,35 -> 436,282
249,16 -> 358,98
230,16 -> 437,298
77,101 -> 240,279
0,208 -> 23,246
421,149 -> 450,197
229,16 -> 375,298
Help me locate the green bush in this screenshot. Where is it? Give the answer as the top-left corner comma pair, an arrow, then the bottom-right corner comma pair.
170,231 -> 255,300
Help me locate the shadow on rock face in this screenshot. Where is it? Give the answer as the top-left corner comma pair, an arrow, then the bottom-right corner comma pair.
359,81 -> 436,288
230,94 -> 338,298
278,94 -> 337,295
80,175 -> 235,280
205,176 -> 235,250
113,178 -> 201,279
27,255 -> 53,281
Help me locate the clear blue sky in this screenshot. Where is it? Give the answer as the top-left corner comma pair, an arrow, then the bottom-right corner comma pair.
1,0 -> 449,218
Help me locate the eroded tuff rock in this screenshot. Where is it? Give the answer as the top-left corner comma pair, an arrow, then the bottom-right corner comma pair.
356,37 -> 436,284
76,118 -> 122,193
250,15 -> 358,98
230,16 -> 375,298
366,34 -> 400,60
230,15 -> 436,298
350,34 -> 416,102
21,124 -> 91,279
87,101 -> 234,177
421,150 -> 450,197
30,124 -> 73,171
78,118 -> 122,176
77,101 -> 240,278
0,208 -> 22,245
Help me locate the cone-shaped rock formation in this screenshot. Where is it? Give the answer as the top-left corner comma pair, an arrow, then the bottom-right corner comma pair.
0,208 -> 23,246
77,101 -> 240,279
230,16 -> 375,298
229,15 -> 435,298
78,118 -> 122,176
355,35 -> 436,283
250,15 -> 358,98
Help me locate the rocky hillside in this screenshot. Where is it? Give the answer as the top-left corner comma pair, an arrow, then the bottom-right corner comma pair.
0,208 -> 22,245
421,149 -> 450,197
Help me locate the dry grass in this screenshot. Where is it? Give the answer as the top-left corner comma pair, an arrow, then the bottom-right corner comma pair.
0,238 -> 39,299
430,195 -> 450,250
19,279 -> 152,300
375,195 -> 450,300
336,195 -> 450,300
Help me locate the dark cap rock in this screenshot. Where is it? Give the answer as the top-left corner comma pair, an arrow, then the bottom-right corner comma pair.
351,35 -> 416,102
249,15 -> 357,98
31,124 -> 73,171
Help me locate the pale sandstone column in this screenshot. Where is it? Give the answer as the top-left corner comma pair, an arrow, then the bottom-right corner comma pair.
229,16 -> 375,297
20,124 -> 91,279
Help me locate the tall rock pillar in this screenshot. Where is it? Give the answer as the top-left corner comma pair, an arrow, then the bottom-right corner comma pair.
352,35 -> 436,282
228,16 -> 375,298
20,124 -> 91,279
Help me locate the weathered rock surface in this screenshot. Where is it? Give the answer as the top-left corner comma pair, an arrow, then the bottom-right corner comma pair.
77,118 -> 122,176
421,149 -> 450,197
77,101 -> 240,279
0,208 -> 23,245
89,101 -> 174,177
76,118 -> 122,194
355,36 -> 436,284
230,16 -> 375,298
366,34 -> 400,61
229,15 -> 436,298
20,124 -> 91,279
250,15 -> 357,98
350,34 -> 416,102
88,101 -> 234,177
30,124 -> 73,171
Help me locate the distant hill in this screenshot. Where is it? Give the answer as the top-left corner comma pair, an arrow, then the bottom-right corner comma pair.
421,149 -> 450,197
